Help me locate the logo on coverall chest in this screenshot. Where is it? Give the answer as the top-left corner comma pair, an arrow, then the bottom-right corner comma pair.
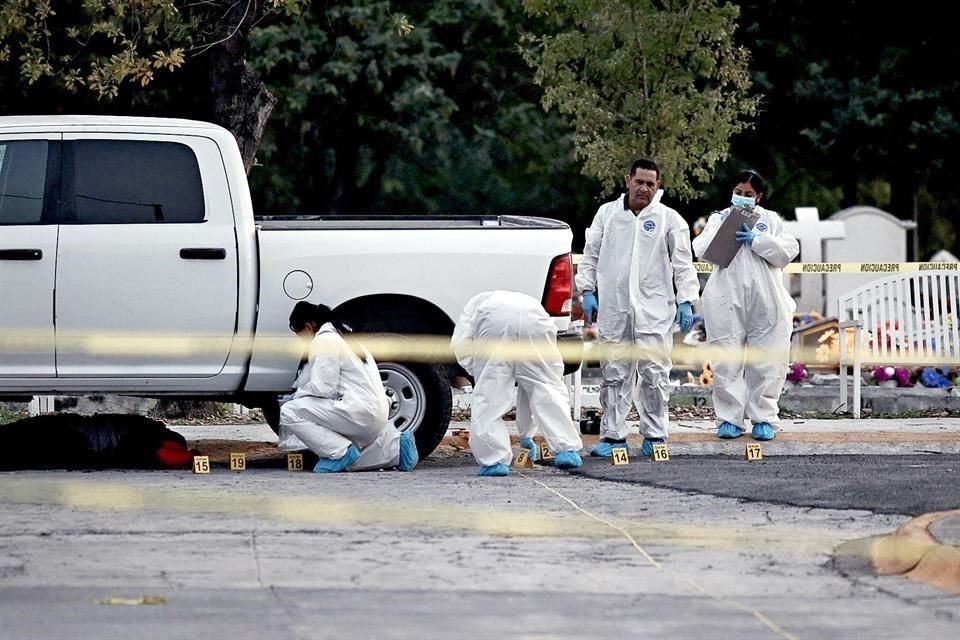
642,220 -> 656,232
755,222 -> 768,232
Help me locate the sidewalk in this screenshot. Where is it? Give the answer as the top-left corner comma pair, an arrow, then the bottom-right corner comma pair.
455,380 -> 960,416
168,417 -> 960,456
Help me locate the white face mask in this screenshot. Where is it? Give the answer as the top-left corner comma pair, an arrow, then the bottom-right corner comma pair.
731,193 -> 756,209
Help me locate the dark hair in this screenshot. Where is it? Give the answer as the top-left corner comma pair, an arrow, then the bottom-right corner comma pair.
629,158 -> 660,180
288,302 -> 350,333
733,169 -> 766,195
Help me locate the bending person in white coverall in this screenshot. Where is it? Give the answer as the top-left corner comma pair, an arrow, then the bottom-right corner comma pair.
692,170 -> 799,441
452,291 -> 584,476
576,158 -> 700,458
279,302 -> 419,473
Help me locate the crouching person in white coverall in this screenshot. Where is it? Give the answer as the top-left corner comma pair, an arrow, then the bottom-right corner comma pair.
452,291 -> 584,476
692,170 -> 799,441
278,302 -> 419,473
576,158 -> 700,458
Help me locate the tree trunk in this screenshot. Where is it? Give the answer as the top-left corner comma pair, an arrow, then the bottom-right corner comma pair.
330,143 -> 360,214
203,1 -> 277,174
890,157 -> 919,259
841,166 -> 858,209
209,51 -> 277,174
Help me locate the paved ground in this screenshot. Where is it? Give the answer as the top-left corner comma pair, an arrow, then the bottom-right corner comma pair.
576,455 -> 960,516
1,417 -> 959,639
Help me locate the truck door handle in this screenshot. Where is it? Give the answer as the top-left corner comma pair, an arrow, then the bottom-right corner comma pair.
179,248 -> 226,260
0,249 -> 43,261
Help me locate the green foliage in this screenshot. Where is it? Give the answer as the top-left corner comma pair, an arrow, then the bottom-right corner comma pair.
722,0 -> 960,256
0,0 -> 300,100
249,1 -> 458,212
521,0 -> 758,199
249,0 -> 599,229
0,404 -> 26,425
151,399 -> 231,421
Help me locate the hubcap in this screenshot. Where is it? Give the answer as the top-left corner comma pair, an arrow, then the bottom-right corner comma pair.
379,363 -> 426,433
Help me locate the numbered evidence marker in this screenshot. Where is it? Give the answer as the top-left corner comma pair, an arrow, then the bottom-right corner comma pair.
611,446 -> 630,466
229,452 -> 246,471
539,442 -> 555,462
744,443 -> 763,461
513,448 -> 535,469
287,453 -> 304,471
192,455 -> 211,474
650,443 -> 670,462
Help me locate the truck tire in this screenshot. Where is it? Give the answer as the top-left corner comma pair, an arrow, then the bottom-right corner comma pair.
262,397 -> 282,435
379,361 -> 451,458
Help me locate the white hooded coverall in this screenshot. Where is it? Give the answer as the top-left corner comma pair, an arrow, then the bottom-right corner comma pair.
692,205 -> 799,428
452,291 -> 583,467
575,191 -> 700,441
278,323 -> 401,471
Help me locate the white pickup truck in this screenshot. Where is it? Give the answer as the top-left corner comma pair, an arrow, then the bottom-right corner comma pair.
0,116 -> 578,456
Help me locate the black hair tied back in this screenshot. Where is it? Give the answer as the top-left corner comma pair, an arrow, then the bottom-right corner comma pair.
288,301 -> 351,334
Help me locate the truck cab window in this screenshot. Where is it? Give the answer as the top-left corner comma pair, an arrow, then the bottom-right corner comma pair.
67,140 -> 205,224
0,141 -> 48,225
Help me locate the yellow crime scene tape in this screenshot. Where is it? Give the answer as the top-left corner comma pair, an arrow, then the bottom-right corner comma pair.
572,254 -> 959,274
1,330 -> 956,368
2,262 -> 956,366
718,261 -> 958,274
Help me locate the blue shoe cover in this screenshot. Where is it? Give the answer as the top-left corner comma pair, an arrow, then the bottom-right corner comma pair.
716,422 -> 743,439
640,438 -> 665,458
554,450 -> 582,469
478,463 -> 510,477
314,445 -> 360,473
751,422 -> 775,441
589,440 -> 627,458
519,437 -> 540,462
398,431 -> 419,471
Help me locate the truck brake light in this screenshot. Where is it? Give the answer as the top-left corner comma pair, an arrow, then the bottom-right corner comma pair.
542,253 -> 573,317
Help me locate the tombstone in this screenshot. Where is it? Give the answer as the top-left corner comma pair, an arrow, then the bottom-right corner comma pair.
930,249 -> 958,263
783,207 -> 846,314
823,207 -> 917,316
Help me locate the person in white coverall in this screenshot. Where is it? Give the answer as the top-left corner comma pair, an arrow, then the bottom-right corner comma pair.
452,291 -> 584,476
278,302 -> 419,472
692,170 -> 799,441
576,158 -> 700,458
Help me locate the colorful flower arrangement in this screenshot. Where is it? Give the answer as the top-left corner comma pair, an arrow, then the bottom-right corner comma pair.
871,365 -> 912,387
786,362 -> 808,384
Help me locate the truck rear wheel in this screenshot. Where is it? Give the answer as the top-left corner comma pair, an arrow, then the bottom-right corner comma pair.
262,398 -> 282,434
379,362 -> 451,458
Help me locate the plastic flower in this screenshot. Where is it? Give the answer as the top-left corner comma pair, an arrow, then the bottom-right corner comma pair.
786,363 -> 807,384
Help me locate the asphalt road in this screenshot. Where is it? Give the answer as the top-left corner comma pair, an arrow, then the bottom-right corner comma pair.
575,454 -> 960,516
2,450 -> 960,640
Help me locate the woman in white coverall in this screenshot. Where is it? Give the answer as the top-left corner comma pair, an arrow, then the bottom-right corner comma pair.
452,291 -> 583,476
279,302 -> 419,472
575,158 -> 700,458
692,170 -> 799,441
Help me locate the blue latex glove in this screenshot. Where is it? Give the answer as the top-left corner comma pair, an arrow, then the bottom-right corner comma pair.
675,301 -> 693,332
581,291 -> 598,326
735,222 -> 758,245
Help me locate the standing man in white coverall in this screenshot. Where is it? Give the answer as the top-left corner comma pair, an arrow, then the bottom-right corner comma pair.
576,158 -> 700,458
279,302 -> 419,473
692,170 -> 799,441
452,291 -> 584,476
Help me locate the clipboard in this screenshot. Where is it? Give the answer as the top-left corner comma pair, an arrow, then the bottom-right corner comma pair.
701,206 -> 761,268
